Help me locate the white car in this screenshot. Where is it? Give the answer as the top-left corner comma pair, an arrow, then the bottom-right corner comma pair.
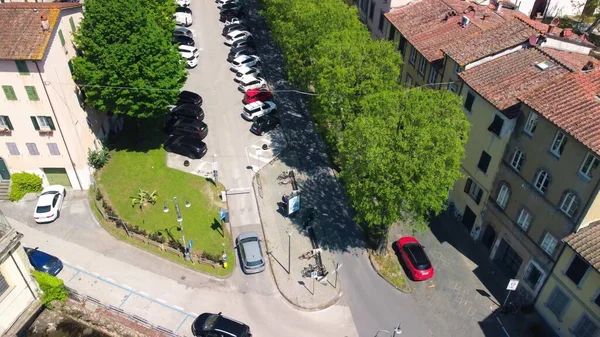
242,101 -> 277,120
178,46 -> 198,68
174,12 -> 192,27
217,0 -> 238,8
237,75 -> 267,92
176,0 -> 190,7
225,30 -> 252,46
230,54 -> 260,72
224,18 -> 242,26
34,185 -> 66,223
234,66 -> 261,82
178,45 -> 200,59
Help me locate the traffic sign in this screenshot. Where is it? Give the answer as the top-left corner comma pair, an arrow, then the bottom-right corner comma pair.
506,279 -> 519,291
311,271 -> 318,279
188,240 -> 193,250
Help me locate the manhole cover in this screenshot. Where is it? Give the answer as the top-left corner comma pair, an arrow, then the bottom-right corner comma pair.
262,144 -> 268,150
183,160 -> 190,167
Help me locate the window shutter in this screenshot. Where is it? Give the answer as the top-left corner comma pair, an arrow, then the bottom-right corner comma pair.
2,86 -> 16,100
476,189 -> 483,205
69,17 -> 76,32
488,115 -> 504,136
464,178 -> 472,194
5,117 -> 13,131
46,117 -> 56,131
25,86 -> 39,101
58,29 -> 65,46
15,60 -> 29,75
30,116 -> 40,130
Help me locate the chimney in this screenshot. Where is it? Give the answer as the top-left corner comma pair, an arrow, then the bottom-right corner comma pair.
482,13 -> 490,20
41,13 -> 50,31
496,1 -> 502,12
561,28 -> 573,38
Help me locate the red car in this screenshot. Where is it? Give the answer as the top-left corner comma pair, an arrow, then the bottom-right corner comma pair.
242,89 -> 273,104
397,236 -> 434,281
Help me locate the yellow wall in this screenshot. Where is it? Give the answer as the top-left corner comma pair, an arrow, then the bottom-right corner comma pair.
440,56 -> 463,93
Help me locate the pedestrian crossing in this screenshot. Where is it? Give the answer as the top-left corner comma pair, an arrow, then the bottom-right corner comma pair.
246,130 -> 287,170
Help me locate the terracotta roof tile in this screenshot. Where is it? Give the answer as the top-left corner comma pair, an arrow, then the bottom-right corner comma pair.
459,47 -> 570,112
520,70 -> 600,155
542,47 -> 600,72
0,3 -> 82,60
564,224 -> 600,271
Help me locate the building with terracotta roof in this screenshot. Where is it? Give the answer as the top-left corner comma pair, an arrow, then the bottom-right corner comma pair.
0,3 -> 106,191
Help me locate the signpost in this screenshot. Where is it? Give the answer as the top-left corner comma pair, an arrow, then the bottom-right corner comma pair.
311,271 -> 318,296
287,195 -> 301,215
503,279 -> 519,306
187,240 -> 193,251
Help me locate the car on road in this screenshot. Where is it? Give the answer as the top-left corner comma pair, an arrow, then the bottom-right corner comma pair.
224,30 -> 252,46
164,117 -> 208,139
25,247 -> 63,276
173,27 -> 193,38
242,88 -> 273,104
242,101 -> 276,121
173,35 -> 195,46
34,185 -> 66,223
178,45 -> 200,68
250,114 -> 279,135
220,1 -> 241,11
177,90 -> 203,107
237,75 -> 267,92
222,23 -> 247,36
174,7 -> 193,26
175,0 -> 190,7
224,17 -> 242,26
236,232 -> 265,274
169,104 -> 205,120
230,37 -> 255,50
397,236 -> 434,281
234,66 -> 261,82
227,45 -> 255,62
219,9 -> 243,22
164,135 -> 207,159
192,312 -> 251,337
230,54 -> 260,71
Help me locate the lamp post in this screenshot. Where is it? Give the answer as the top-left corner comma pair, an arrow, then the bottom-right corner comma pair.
164,197 -> 191,261
373,324 -> 402,337
286,231 -> 291,275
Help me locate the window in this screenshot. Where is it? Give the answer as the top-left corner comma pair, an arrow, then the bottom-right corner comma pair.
550,131 -> 568,157
496,184 -> 510,209
477,151 -> 491,174
540,232 -> 558,256
534,170 -> 550,194
25,86 -> 39,101
418,54 -> 427,76
2,85 -> 16,100
369,1 -> 375,21
523,262 -> 544,291
573,315 -> 598,337
524,112 -> 539,135
69,17 -> 76,32
428,68 -> 437,86
579,152 -> 600,180
388,26 -> 395,41
47,143 -> 60,156
58,29 -> 65,46
464,92 -> 475,112
399,36 -> 406,54
448,82 -> 457,93
516,209 -> 532,231
405,74 -> 413,88
6,142 -> 19,155
547,287 -> 570,319
31,116 -> 56,131
511,150 -> 525,171
0,116 -> 13,130
378,11 -> 385,31
454,63 -> 461,74
488,115 -> 504,136
560,192 -> 578,217
26,143 -> 39,155
15,60 -> 29,75
464,178 -> 483,204
409,47 -> 416,65
566,254 -> 589,286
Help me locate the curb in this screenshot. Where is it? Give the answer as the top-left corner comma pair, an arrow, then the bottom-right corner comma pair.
251,165 -> 343,312
367,251 -> 412,294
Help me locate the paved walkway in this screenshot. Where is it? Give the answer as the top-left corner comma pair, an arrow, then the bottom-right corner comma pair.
253,151 -> 341,310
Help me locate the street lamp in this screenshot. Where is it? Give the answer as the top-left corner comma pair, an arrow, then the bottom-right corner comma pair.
373,324 -> 402,337
164,197 -> 191,261
286,230 -> 291,275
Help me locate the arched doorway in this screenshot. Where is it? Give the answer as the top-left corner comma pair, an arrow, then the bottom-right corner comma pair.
481,224 -> 496,251
0,158 -> 10,180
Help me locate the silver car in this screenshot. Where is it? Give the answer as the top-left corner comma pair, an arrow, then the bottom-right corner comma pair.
236,232 -> 265,274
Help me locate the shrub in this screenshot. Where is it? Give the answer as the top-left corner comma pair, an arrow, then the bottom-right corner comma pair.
9,172 -> 43,201
95,188 -> 103,201
32,270 -> 69,308
87,148 -> 111,169
130,189 -> 157,210
201,251 -> 222,263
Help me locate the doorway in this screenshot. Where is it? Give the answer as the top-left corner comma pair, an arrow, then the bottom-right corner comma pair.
0,158 -> 10,180
43,168 -> 72,188
462,206 -> 476,232
481,224 -> 496,251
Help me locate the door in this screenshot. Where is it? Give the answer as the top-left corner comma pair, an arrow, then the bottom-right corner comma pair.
43,168 -> 72,188
481,225 -> 496,251
499,240 -> 523,278
0,158 -> 9,180
462,206 -> 476,232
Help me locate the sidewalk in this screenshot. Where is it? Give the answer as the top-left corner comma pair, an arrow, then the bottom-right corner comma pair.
253,151 -> 342,310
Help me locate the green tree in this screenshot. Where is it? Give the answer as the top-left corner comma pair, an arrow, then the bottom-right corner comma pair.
72,0 -> 186,119
32,270 -> 69,308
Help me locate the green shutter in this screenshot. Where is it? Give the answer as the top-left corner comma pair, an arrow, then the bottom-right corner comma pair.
46,117 -> 56,131
68,59 -> 74,75
2,86 -> 16,100
15,61 -> 29,75
5,117 -> 13,130
69,17 -> 76,32
58,29 -> 65,46
25,86 -> 39,101
30,117 -> 40,130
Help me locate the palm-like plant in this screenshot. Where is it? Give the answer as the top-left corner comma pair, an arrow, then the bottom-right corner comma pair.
131,189 -> 158,209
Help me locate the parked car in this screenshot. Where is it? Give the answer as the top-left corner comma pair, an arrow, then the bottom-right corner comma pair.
164,117 -> 208,139
237,75 -> 267,92
222,23 -> 247,36
192,312 -> 251,337
173,35 -> 195,46
219,9 -> 243,22
235,232 -> 265,274
230,37 -> 255,49
242,101 -> 276,121
178,49 -> 198,68
173,27 -> 193,38
225,30 -> 252,46
220,1 -> 241,12
235,66 -> 261,82
170,104 -> 205,120
177,90 -> 203,107
230,54 -> 260,71
34,185 -> 66,223
224,17 -> 242,26
174,7 -> 193,26
175,0 -> 190,7
217,0 -> 238,8
178,45 -> 200,59
397,236 -> 434,281
250,114 -> 279,136
164,135 -> 207,159
25,247 -> 63,276
227,45 -> 255,62
243,88 -> 273,104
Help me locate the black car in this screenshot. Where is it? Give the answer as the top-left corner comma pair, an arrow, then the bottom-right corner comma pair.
230,37 -> 255,49
220,2 -> 241,11
170,104 -> 205,121
227,45 -> 255,62
176,6 -> 192,14
164,117 -> 208,139
173,27 -> 193,38
250,114 -> 279,135
220,9 -> 243,22
173,35 -> 195,46
222,23 -> 247,36
192,312 -> 251,337
177,90 -> 203,107
164,135 -> 207,159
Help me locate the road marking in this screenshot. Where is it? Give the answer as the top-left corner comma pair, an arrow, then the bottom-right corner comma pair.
139,291 -> 150,297
175,316 -> 189,333
119,292 -> 132,308
75,265 -> 85,271
495,316 -> 511,337
173,305 -> 184,311
155,298 -> 168,304
189,312 -> 199,317
287,112 -> 303,118
62,260 -> 70,264
90,272 -> 100,277
121,284 -> 133,290
102,277 -> 115,283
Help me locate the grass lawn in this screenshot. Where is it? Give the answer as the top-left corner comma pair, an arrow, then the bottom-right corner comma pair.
96,118 -> 234,276
371,249 -> 411,293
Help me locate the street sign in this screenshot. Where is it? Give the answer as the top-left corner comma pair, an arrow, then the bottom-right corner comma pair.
288,195 -> 301,215
506,279 -> 519,291
219,208 -> 228,221
188,240 -> 193,250
311,271 -> 318,279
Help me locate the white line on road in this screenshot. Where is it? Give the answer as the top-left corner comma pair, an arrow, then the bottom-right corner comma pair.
139,291 -> 150,297
121,284 -> 133,290
90,272 -> 100,277
156,298 -> 168,304
173,305 -> 185,311
189,312 -> 199,317
102,277 -> 115,283
75,265 -> 85,270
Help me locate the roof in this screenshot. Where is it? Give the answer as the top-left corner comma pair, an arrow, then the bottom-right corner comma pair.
459,47 -> 570,112
563,223 -> 600,271
0,3 -> 82,60
542,47 -> 600,72
520,70 -> 600,156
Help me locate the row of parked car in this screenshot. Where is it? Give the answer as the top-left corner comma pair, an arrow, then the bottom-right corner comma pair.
173,0 -> 200,68
163,91 -> 209,159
